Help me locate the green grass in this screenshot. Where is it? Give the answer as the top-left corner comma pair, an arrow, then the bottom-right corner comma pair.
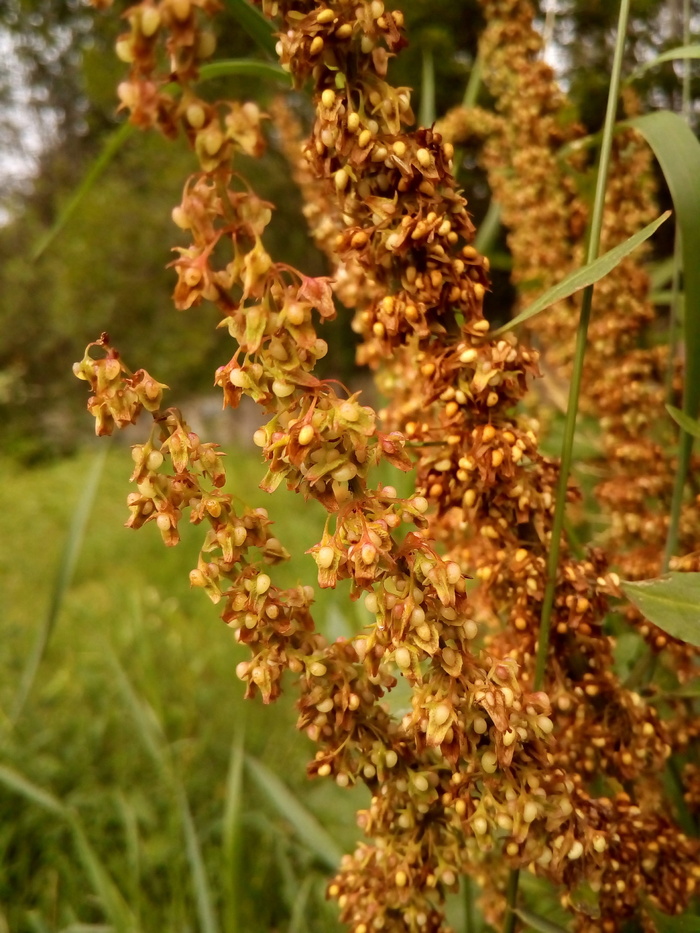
0,442 -> 368,932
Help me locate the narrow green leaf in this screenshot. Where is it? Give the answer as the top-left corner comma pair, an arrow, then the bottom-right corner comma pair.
32,124 -> 134,260
198,60 -> 290,84
622,573 -> 700,646
223,727 -> 246,933
69,819 -> 137,933
244,755 -> 343,870
462,55 -> 483,109
108,650 -> 171,774
178,787 -> 221,933
287,875 -> 315,933
221,0 -> 277,57
628,44 -> 700,83
666,404 -> 700,440
12,444 -> 109,723
493,211 -> 670,335
0,764 -> 67,818
513,907 -> 571,933
0,766 -> 135,931
474,200 -> 501,256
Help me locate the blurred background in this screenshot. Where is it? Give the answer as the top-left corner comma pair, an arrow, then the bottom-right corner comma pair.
0,1 -> 696,929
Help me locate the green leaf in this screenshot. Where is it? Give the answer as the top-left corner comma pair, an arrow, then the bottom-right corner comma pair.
666,404 -> 700,440
0,766 -> 135,932
244,755 -> 343,870
513,907 -> 571,933
0,765 -> 67,819
474,200 -> 501,256
492,211 -> 671,335
221,0 -> 277,57
622,573 -> 700,646
32,124 -> 134,260
179,787 -> 221,933
222,727 -> 246,933
12,444 -> 109,722
628,112 -> 700,563
628,44 -> 700,83
646,905 -> 700,933
198,60 -> 290,84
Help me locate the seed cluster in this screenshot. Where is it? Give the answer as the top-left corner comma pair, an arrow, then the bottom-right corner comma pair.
77,1 -> 700,931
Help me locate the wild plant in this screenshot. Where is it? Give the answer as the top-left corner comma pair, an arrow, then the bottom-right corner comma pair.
74,1 -> 700,931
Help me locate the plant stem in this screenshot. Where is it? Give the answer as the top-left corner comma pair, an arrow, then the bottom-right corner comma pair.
533,0 -> 632,692
503,868 -> 520,933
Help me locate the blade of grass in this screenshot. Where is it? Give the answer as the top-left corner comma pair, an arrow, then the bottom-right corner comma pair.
462,54 -> 482,108
68,818 -> 138,933
492,211 -> 670,336
627,43 -> 700,83
666,405 -> 700,440
222,726 -> 246,933
115,791 -> 142,924
221,0 -> 277,57
0,764 -> 67,819
626,111 -> 700,567
0,766 -> 136,932
244,754 -> 343,870
178,786 -> 221,933
32,125 -> 134,260
198,59 -> 290,83
110,651 -> 220,932
108,650 -> 171,774
287,874 -> 315,933
474,201 -> 501,256
11,443 -> 109,723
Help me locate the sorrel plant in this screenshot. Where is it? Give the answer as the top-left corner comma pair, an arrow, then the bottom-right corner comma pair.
74,1 -> 700,931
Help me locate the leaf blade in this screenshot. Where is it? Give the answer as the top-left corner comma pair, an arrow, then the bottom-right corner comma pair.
622,573 -> 700,646
666,404 -> 700,440
492,211 -> 671,335
244,754 -> 343,871
628,44 -> 700,83
221,0 -> 277,57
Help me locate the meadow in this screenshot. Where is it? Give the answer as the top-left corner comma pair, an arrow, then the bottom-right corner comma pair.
0,442 -> 364,932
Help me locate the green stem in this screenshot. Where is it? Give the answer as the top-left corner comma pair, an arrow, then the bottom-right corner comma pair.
533,0 -> 632,692
503,868 -> 520,933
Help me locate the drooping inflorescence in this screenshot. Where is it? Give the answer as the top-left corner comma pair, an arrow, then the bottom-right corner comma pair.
76,1 -> 700,931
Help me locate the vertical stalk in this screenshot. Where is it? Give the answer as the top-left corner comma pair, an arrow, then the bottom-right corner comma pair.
503,6 -> 633,928
533,0 -> 633,692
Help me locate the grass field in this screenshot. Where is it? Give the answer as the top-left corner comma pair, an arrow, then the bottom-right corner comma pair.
0,441 -> 367,932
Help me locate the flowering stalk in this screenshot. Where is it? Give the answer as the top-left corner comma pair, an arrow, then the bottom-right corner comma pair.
75,1 -> 700,931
